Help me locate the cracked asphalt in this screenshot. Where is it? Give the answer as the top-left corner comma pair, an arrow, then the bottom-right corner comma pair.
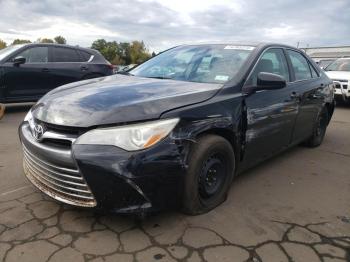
0,103 -> 350,262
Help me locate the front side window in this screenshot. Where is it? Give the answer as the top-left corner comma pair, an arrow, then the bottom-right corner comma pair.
287,50 -> 312,81
325,59 -> 350,72
17,46 -> 49,63
53,47 -> 81,62
246,48 -> 290,86
130,45 -> 254,84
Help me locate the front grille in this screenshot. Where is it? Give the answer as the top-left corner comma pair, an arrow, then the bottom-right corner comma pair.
22,144 -> 96,207
33,119 -> 88,149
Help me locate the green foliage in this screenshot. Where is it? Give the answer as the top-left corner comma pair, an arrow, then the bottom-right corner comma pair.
38,38 -> 54,43
0,39 -> 6,49
54,36 -> 66,44
11,39 -> 31,45
91,39 -> 151,65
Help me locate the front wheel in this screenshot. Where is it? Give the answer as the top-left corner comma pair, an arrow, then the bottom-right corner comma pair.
182,135 -> 235,215
305,107 -> 329,147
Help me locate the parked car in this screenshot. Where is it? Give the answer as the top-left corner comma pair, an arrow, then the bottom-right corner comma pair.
0,43 -> 113,103
324,58 -> 350,103
20,43 -> 334,215
317,59 -> 335,69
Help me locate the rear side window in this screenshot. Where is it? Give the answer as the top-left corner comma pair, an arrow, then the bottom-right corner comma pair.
287,50 -> 312,81
53,47 -> 82,62
17,47 -> 48,63
247,48 -> 290,85
78,50 -> 92,62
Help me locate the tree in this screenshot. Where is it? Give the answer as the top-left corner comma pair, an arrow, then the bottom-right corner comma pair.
11,39 -> 31,45
54,36 -> 66,44
129,41 -> 151,64
0,39 -> 6,50
91,39 -> 119,63
91,39 -> 108,51
38,38 -> 54,43
90,39 -> 151,65
152,51 -> 156,57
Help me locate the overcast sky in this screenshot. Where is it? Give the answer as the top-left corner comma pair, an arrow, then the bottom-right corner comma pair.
0,0 -> 349,52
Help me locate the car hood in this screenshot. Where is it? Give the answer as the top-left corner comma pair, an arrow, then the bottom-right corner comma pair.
325,71 -> 350,81
32,75 -> 222,127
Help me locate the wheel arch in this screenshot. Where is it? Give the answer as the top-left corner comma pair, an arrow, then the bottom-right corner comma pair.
194,127 -> 241,171
325,101 -> 335,124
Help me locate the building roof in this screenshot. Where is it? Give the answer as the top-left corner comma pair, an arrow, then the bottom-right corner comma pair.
308,51 -> 350,58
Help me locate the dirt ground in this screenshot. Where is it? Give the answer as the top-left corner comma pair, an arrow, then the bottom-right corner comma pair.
0,103 -> 349,262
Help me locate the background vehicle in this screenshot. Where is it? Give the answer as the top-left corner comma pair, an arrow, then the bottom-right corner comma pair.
317,59 -> 335,69
19,43 -> 334,215
0,43 -> 113,103
324,58 -> 350,103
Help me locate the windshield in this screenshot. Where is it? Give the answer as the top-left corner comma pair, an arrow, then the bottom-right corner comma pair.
130,45 -> 254,84
0,45 -> 24,61
325,59 -> 350,71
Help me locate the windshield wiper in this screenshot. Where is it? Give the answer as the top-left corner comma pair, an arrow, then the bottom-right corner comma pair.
146,76 -> 174,80
117,71 -> 134,76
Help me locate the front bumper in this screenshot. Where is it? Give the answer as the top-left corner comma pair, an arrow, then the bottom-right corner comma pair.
19,122 -> 187,214
333,81 -> 350,100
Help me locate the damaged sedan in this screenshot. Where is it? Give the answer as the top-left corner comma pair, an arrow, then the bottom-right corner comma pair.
19,43 -> 334,215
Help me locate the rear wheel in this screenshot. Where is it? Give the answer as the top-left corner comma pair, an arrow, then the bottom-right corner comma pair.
182,135 -> 235,215
305,107 -> 329,147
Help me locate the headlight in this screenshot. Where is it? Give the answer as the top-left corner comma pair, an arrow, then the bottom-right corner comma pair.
24,110 -> 32,122
24,110 -> 35,131
75,118 -> 179,151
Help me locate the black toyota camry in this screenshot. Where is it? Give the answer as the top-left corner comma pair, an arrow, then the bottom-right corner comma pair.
19,43 -> 334,215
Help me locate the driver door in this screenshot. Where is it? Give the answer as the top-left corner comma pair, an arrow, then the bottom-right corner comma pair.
242,48 -> 298,168
2,46 -> 52,101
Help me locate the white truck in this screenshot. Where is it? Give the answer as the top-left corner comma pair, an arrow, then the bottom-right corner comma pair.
324,58 -> 350,103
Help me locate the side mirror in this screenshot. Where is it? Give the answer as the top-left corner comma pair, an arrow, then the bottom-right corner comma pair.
256,72 -> 286,91
13,56 -> 26,65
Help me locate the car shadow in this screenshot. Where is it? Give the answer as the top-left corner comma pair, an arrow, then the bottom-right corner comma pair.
3,103 -> 34,114
335,100 -> 350,109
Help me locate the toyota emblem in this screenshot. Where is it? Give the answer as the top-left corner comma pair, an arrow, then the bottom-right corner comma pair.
33,124 -> 44,141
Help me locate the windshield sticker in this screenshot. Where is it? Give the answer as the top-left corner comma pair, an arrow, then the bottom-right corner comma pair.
215,75 -> 229,81
224,45 -> 255,51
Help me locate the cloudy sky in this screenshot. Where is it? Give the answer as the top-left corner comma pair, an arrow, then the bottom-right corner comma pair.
0,0 -> 349,52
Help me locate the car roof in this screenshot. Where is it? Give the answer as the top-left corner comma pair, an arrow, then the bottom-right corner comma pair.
178,42 -> 297,49
19,43 -> 97,54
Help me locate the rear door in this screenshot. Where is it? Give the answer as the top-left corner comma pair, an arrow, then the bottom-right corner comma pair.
49,46 -> 88,87
285,49 -> 324,143
2,46 -> 52,100
242,48 -> 298,166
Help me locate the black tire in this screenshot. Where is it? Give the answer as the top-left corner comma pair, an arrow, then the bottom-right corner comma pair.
182,135 -> 235,215
82,73 -> 104,80
305,107 -> 329,147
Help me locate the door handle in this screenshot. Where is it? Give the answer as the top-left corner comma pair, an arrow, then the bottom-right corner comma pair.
290,91 -> 301,100
80,66 -> 89,71
42,68 -> 50,73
